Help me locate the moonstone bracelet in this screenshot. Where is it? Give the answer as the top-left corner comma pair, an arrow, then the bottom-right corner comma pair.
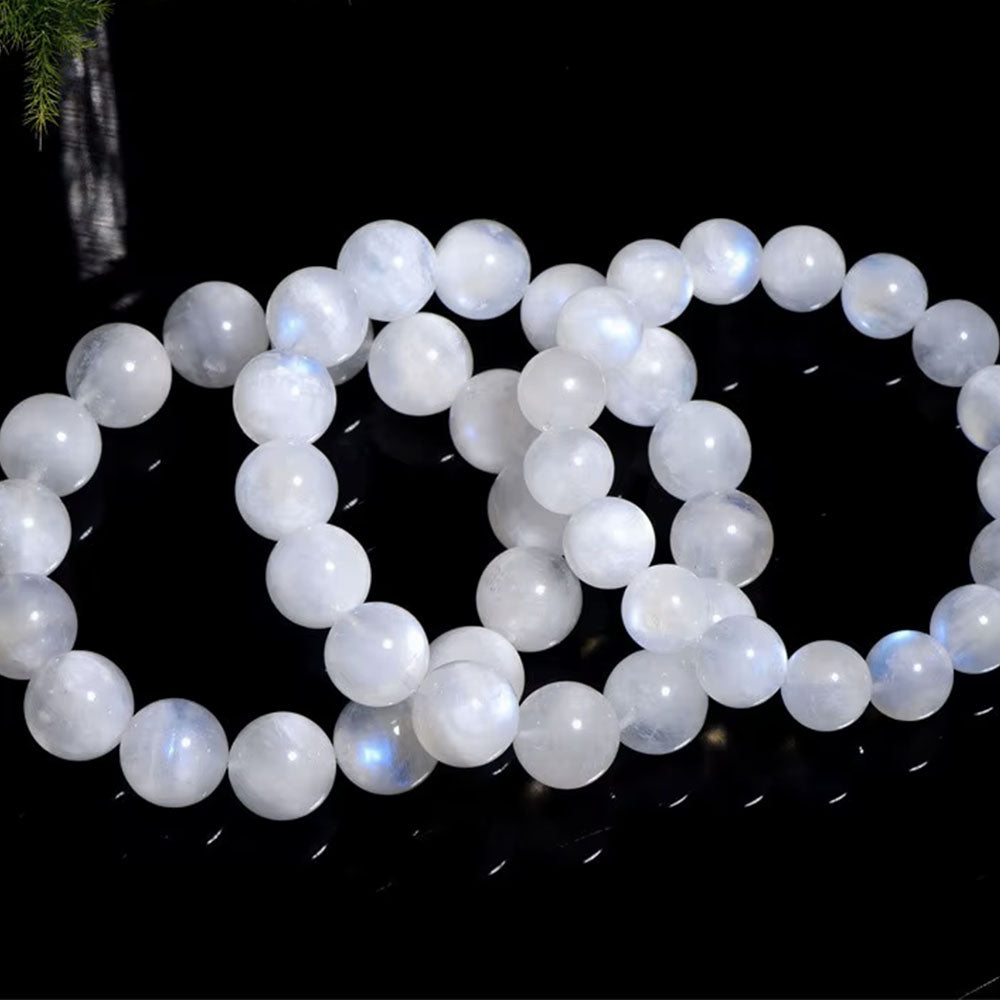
1,217 -> 998,821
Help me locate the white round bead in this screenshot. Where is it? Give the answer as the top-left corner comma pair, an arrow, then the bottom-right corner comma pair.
604,326 -> 697,427
607,238 -> 693,325
266,524 -> 370,628
476,546 -> 582,653
324,602 -> 429,706
702,577 -> 756,625
562,497 -> 655,589
162,281 -> 269,388
412,660 -> 519,767
0,479 -> 71,576
336,219 -> 436,321
24,650 -> 133,761
621,563 -> 710,652
958,365 -> 1000,450
428,625 -> 524,700
670,489 -> 774,586
0,573 -> 77,680
333,699 -> 437,795
368,312 -> 473,416
0,393 -> 101,496
517,347 -> 606,431
449,368 -> 536,473
65,323 -> 172,428
841,253 -> 928,339
522,427 -> 614,515
680,218 -> 762,305
434,219 -> 530,320
978,446 -> 1000,518
970,520 -> 1000,588
266,266 -> 368,366
232,351 -> 336,444
327,320 -> 373,385
119,699 -> 228,807
227,712 -> 336,821
866,630 -> 954,722
912,300 -> 999,387
555,286 -> 642,371
603,648 -> 708,755
696,615 -> 787,708
520,263 -> 604,352
487,462 -> 568,553
780,640 -> 872,732
513,681 -> 619,789
760,225 -> 846,312
648,400 -> 751,500
930,583 -> 1000,674
235,441 -> 338,541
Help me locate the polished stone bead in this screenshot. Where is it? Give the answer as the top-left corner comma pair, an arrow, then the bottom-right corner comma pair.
520,263 -> 604,352
327,319 -> 373,385
517,347 -> 606,431
680,218 -> 762,305
555,286 -> 642,371
621,563 -> 710,652
958,365 -> 1000,450
522,427 -> 614,515
562,496 -> 655,589
487,462 -> 568,553
434,219 -> 531,319
476,546 -> 582,652
866,630 -> 954,722
760,225 -> 845,312
162,281 -> 270,388
0,479 -> 71,576
24,650 -> 133,760
930,583 -> 1000,673
670,489 -> 774,586
0,393 -> 101,496
119,699 -> 229,807
841,253 -> 928,339
0,573 -> 77,680
696,615 -> 787,708
912,300 -> 999,387
978,446 -> 1000,518
780,640 -> 871,731
227,712 -> 336,820
428,625 -> 525,700
970,519 -> 1000,588
607,238 -> 692,325
513,681 -> 620,789
702,577 -> 756,624
324,602 -> 429,706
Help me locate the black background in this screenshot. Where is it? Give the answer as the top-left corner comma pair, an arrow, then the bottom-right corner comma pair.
1,3 -> 998,997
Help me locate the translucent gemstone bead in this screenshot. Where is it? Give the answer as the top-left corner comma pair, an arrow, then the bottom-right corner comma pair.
970,520 -> 1000,588
621,563 -> 710,652
434,219 -> 531,320
680,218 -> 762,305
841,253 -> 928,339
232,351 -> 336,444
0,480 -> 71,576
428,625 -> 525,700
476,546 -> 582,652
520,263 -> 604,352
780,640 -> 872,732
562,497 -> 655,589
411,660 -> 519,767
978,446 -> 1000,518
0,393 -> 101,496
930,583 -> 1000,674
760,225 -> 846,312
162,281 -> 269,388
24,650 -> 133,760
119,699 -> 229,808
696,615 -> 788,708
522,427 -> 614,515
555,286 -> 642,371
328,320 -> 373,385
266,266 -> 368,366
517,348 -> 606,431
66,323 -> 172,428
648,400 -> 751,500
604,326 -> 697,427
513,681 -> 619,789
603,648 -> 708,754
324,602 -> 429,706
266,524 -> 370,628
234,441 -> 338,541
958,366 -> 1000,450
866,630 -> 954,722
333,699 -> 437,795
368,313 -> 473,416
227,712 -> 336,821
912,300 -> 999,387
336,219 -> 436,321
0,573 -> 77,680
607,239 -> 693,325
670,489 -> 774,586
702,577 -> 756,624
487,462 -> 568,553
448,368 -> 537,473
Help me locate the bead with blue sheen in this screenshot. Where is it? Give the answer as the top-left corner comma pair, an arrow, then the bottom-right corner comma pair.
555,286 -> 643,371
841,253 -> 928,339
680,218 -> 762,305
520,263 -> 604,352
912,300 -> 999,387
931,583 -> 1000,673
866,630 -> 954,722
696,615 -> 787,708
